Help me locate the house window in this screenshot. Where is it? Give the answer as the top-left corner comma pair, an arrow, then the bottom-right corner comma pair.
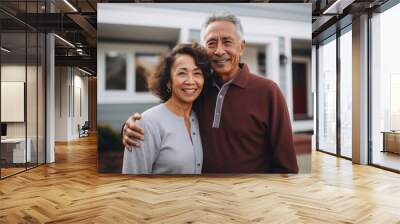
106,52 -> 127,90
99,43 -> 170,104
135,53 -> 162,93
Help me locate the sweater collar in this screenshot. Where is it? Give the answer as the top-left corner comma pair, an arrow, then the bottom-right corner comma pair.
212,63 -> 249,89
231,63 -> 249,89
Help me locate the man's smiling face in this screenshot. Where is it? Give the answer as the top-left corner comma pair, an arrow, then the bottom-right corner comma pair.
202,20 -> 245,81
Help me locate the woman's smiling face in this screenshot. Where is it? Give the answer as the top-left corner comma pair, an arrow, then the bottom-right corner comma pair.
169,54 -> 205,104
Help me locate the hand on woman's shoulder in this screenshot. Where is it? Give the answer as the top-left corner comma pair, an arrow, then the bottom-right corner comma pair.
137,104 -> 166,131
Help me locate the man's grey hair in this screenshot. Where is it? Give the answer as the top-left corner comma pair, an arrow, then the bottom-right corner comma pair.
200,11 -> 244,44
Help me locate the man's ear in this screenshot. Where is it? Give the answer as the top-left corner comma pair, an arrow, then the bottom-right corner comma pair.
240,40 -> 246,56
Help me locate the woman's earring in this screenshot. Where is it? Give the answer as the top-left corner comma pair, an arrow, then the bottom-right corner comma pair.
167,87 -> 171,93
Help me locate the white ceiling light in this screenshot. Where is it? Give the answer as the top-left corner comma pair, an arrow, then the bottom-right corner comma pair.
63,0 -> 78,12
78,67 -> 92,76
54,34 -> 75,48
1,47 -> 11,53
323,0 -> 355,15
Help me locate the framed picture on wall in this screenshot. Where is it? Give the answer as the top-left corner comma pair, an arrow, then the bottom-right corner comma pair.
1,81 -> 25,122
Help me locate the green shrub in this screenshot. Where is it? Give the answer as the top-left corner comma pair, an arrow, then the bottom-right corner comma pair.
98,125 -> 124,152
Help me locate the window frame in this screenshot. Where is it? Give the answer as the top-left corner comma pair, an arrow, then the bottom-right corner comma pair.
315,22 -> 353,160
368,0 -> 400,172
98,43 -> 170,104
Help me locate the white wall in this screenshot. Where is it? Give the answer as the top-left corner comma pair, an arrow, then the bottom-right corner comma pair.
55,67 -> 89,141
1,64 -> 46,164
1,66 -> 25,139
1,65 -> 35,138
72,73 -> 89,138
55,67 -> 69,141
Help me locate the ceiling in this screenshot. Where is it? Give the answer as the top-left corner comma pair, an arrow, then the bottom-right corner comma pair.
0,0 -> 395,75
311,0 -> 390,43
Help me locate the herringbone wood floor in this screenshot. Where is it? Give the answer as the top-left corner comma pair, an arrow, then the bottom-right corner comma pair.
1,135 -> 400,224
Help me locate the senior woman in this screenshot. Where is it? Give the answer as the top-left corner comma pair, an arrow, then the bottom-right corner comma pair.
122,43 -> 211,174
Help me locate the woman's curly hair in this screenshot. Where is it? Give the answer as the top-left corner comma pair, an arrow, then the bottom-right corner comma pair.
148,42 -> 212,102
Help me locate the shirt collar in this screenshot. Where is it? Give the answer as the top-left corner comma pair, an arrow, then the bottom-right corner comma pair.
212,63 -> 249,89
231,63 -> 249,89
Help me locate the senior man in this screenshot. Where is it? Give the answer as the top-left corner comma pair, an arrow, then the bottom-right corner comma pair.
122,12 -> 299,173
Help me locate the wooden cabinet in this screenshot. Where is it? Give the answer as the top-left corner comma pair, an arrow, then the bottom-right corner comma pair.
382,131 -> 400,154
